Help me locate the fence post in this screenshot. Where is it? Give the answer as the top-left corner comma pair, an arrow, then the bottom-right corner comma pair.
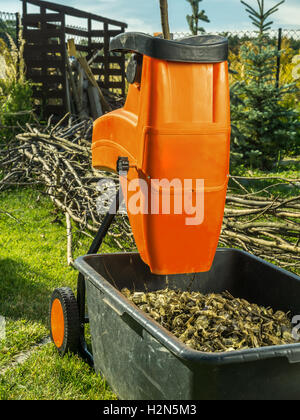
276,28 -> 282,89
15,12 -> 20,79
103,22 -> 109,90
88,17 -> 91,52
15,12 -> 20,49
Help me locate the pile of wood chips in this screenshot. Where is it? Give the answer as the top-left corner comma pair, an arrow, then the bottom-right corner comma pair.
122,288 -> 296,352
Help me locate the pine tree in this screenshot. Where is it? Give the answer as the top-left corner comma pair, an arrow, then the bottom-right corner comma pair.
186,0 -> 210,35
231,0 -> 299,169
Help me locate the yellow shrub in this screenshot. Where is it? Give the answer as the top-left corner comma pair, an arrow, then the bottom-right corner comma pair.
279,38 -> 300,112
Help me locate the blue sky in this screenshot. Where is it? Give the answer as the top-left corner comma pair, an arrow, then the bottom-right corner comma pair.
1,0 -> 299,32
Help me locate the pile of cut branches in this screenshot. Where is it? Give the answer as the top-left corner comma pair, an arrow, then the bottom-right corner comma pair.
0,114 -> 135,260
0,115 -> 299,271
222,177 -> 300,270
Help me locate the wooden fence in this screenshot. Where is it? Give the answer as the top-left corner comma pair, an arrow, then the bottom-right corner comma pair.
22,0 -> 127,119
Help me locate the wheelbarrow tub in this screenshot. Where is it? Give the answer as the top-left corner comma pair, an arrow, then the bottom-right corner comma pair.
74,249 -> 300,400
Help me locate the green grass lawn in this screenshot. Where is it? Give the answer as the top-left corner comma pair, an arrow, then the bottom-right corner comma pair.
0,188 -> 117,400
0,345 -> 116,400
229,159 -> 300,198
231,157 -> 300,179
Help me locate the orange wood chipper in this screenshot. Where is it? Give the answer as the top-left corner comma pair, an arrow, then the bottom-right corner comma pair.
92,32 -> 231,275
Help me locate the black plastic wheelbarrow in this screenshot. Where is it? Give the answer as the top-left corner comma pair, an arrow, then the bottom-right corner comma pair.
49,220 -> 300,400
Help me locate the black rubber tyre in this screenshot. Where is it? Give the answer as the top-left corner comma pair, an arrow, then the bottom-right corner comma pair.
49,287 -> 80,356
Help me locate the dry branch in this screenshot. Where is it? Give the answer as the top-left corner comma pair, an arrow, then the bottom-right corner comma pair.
66,212 -> 74,266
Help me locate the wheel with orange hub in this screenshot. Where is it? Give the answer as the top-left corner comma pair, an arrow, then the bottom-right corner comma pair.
49,287 -> 80,356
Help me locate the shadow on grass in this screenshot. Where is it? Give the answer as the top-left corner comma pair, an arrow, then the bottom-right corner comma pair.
0,258 -> 52,324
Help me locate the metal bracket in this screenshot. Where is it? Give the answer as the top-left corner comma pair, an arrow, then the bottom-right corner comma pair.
117,156 -> 129,173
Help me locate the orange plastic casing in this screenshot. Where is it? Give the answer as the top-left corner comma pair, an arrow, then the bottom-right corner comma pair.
92,56 -> 231,275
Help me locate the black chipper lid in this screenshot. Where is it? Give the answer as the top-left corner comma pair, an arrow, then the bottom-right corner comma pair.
110,32 -> 228,63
